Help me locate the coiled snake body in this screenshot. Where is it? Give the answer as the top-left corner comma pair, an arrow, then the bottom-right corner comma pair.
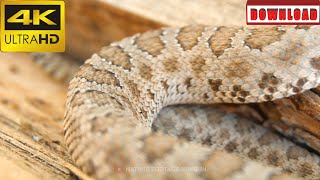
64,25 -> 320,179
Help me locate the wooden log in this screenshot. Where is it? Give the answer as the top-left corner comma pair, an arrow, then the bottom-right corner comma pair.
259,91 -> 320,151
217,91 -> 320,152
0,53 -> 92,180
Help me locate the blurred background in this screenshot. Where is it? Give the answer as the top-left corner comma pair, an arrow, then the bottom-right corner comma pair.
66,0 -> 245,60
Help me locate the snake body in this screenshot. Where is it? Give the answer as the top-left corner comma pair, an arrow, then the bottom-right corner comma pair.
64,25 -> 320,179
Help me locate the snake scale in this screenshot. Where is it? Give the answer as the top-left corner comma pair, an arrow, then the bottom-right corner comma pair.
64,25 -> 320,179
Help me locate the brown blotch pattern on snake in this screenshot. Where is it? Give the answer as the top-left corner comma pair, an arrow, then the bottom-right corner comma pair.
267,151 -> 281,166
184,77 -> 192,89
248,148 -> 259,160
245,27 -> 285,50
223,59 -> 253,79
296,78 -> 308,87
286,146 -> 308,160
190,56 -> 207,77
139,64 -> 153,80
124,79 -> 141,99
259,73 -> 282,92
147,89 -> 155,100
135,30 -> 165,57
69,90 -> 112,107
99,46 -> 133,70
310,56 -> 320,70
76,64 -> 120,86
297,163 -> 314,177
208,79 -> 222,91
208,27 -> 240,57
176,25 -> 206,51
258,131 -> 279,146
224,141 -> 238,153
162,58 -> 179,73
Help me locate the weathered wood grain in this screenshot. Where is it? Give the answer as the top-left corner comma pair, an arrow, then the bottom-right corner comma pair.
0,53 -> 92,180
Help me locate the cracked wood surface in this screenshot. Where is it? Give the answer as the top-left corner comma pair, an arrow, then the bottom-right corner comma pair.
0,53 -> 91,180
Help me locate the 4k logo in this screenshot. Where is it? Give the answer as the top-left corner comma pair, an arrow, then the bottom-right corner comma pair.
1,1 -> 65,52
7,9 -> 57,26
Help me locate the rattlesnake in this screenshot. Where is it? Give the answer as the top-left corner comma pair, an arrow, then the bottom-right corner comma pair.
63,25 -> 320,179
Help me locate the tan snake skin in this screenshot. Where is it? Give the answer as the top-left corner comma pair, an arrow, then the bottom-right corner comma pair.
64,25 -> 320,179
